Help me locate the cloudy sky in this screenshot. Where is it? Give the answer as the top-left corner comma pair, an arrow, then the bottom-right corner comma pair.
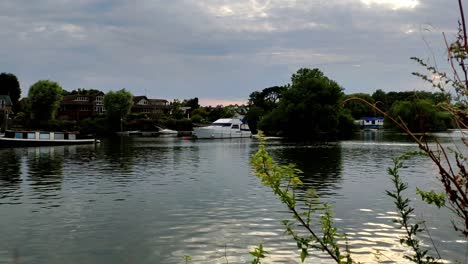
0,0 -> 461,105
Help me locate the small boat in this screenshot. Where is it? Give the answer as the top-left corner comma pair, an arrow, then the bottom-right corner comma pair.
192,118 -> 251,139
156,126 -> 178,137
0,130 -> 99,147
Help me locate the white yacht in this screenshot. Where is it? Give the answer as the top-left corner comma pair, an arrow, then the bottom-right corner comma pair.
192,118 -> 251,139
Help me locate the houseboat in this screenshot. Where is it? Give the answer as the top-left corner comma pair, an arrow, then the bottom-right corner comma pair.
192,118 -> 251,139
356,117 -> 384,130
0,130 -> 99,147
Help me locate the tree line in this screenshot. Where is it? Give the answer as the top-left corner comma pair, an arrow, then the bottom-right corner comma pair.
246,68 -> 453,138
0,69 -> 454,137
0,74 -> 243,134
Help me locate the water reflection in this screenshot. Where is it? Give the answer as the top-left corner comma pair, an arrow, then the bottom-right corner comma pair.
100,137 -> 135,173
27,147 -> 64,195
0,149 -> 22,202
268,142 -> 343,196
0,136 -> 464,263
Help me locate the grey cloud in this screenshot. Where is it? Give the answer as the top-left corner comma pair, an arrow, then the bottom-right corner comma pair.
0,0 -> 462,102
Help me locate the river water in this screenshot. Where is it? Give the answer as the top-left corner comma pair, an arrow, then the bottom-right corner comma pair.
0,131 -> 466,263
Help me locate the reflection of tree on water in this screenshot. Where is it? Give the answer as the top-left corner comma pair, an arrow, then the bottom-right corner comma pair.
268,143 -> 343,196
27,147 -> 64,193
0,149 -> 22,198
100,137 -> 134,174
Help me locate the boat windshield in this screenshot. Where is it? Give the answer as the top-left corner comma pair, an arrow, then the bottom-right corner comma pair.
212,123 -> 231,127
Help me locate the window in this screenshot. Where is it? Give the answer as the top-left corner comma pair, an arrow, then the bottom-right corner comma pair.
212,123 -> 231,127
231,124 -> 239,129
27,133 -> 36,139
54,133 -> 64,140
39,132 -> 50,139
15,132 -> 23,139
95,96 -> 103,105
68,134 -> 76,140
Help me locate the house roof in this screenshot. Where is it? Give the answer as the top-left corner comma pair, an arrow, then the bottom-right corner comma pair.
133,96 -> 168,105
61,94 -> 102,105
363,117 -> 384,121
0,95 -> 13,106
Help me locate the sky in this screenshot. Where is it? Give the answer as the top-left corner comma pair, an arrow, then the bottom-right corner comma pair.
0,0 -> 462,106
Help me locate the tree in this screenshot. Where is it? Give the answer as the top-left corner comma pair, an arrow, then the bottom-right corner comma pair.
183,97 -> 200,110
343,93 -> 375,119
28,80 -> 63,121
206,105 -> 234,122
103,89 -> 133,131
260,68 -> 346,138
0,73 -> 21,112
388,99 -> 452,132
246,86 -> 287,134
70,88 -> 103,95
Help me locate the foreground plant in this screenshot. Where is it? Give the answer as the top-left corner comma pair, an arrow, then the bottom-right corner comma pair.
386,152 -> 440,264
250,134 -> 353,263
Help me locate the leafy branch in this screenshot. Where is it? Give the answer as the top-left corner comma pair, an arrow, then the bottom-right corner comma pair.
250,133 -> 353,263
386,153 -> 439,263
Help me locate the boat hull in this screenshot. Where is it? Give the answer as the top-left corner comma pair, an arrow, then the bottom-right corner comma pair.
193,128 -> 251,139
0,137 -> 98,148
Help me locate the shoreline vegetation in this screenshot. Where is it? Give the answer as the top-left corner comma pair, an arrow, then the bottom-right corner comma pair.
0,68 -> 455,139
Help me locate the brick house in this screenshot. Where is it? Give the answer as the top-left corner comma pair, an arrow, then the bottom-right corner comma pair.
131,96 -> 169,118
57,92 -> 105,121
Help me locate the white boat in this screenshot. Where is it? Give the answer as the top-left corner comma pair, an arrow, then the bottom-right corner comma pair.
156,126 -> 178,136
0,130 -> 99,147
192,118 -> 251,139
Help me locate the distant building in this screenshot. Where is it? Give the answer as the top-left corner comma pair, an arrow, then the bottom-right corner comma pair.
356,117 -> 384,130
57,92 -> 105,121
0,95 -> 13,131
57,93 -> 170,121
131,96 -> 170,118
0,95 -> 13,113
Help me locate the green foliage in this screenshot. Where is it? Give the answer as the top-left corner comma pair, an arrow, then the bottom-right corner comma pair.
182,97 -> 200,110
343,93 -> 375,119
337,109 -> 357,138
386,152 -> 437,263
182,255 -> 191,264
170,99 -> 186,119
246,86 -> 287,133
250,244 -> 268,264
69,88 -> 103,95
161,118 -> 192,131
78,116 -> 109,136
388,99 -> 453,132
250,134 -> 351,263
103,89 -> 133,131
190,108 -> 209,124
0,72 -> 21,111
370,89 -> 450,114
416,188 -> 445,208
206,105 -> 234,122
259,68 -> 345,138
28,80 -> 64,122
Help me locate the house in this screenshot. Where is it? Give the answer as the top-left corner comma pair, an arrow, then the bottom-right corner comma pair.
0,95 -> 13,113
57,92 -> 105,121
356,117 -> 384,129
131,96 -> 170,118
0,95 -> 13,131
